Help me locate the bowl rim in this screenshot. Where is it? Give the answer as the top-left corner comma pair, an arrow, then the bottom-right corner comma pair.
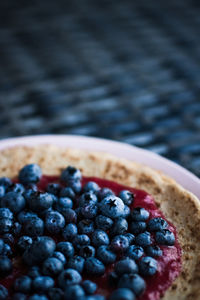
0,134 -> 199,199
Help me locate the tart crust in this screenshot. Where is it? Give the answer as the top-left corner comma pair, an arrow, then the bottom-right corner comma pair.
0,145 -> 199,300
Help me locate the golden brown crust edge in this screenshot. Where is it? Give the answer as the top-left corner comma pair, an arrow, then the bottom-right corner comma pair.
0,145 -> 200,300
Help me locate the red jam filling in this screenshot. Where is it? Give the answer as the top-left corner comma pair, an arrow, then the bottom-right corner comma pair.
0,175 -> 182,299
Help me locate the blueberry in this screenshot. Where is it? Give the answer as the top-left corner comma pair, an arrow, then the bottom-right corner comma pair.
73,234 -> 90,250
95,215 -> 113,231
96,245 -> 116,264
64,284 -> 85,300
78,219 -> 94,234
82,280 -> 97,295
135,231 -> 152,247
147,218 -> 168,231
25,183 -> 38,191
19,164 -> 42,184
17,236 -> 33,253
67,179 -> 82,194
100,195 -> 125,219
111,235 -> 129,253
39,207 -> 53,220
122,205 -> 131,218
0,218 -> 13,234
40,206 -> 55,219
23,217 -> 44,237
125,245 -> 144,260
0,177 -> 12,189
9,183 -> 25,194
14,275 -> 32,293
0,208 -> 13,219
155,229 -> 175,246
81,203 -> 98,219
57,241 -> 74,258
60,187 -> 75,199
61,166 -> 82,182
29,295 -> 48,300
1,242 -> 11,256
23,188 -> 37,201
130,221 -> 146,235
124,233 -> 135,245
45,211 -> 65,234
42,257 -> 63,276
13,293 -> 27,300
1,192 -> 25,213
0,186 -> 5,198
56,197 -> 73,210
98,188 -> 114,200
84,257 -> 105,276
2,233 -> 14,245
83,181 -> 100,193
110,217 -> 128,236
23,236 -> 56,266
79,191 -> 98,207
58,269 -> 82,288
119,190 -> 134,206
2,243 -> 12,256
0,186 -> 5,199
61,208 -> 77,223
53,251 -> 66,265
48,287 -> 64,300
28,266 -> 41,279
46,183 -> 61,196
109,288 -> 136,300
33,276 -> 54,292
115,258 -> 138,276
0,256 -> 12,277
17,210 -> 38,224
0,284 -> 8,300
79,245 -> 95,258
138,256 -> 157,276
146,245 -> 162,257
0,240 -> 4,254
131,207 -> 149,222
92,230 -> 109,247
67,256 -> 85,273
12,222 -> 22,236
75,207 -> 83,219
28,192 -> 54,212
118,273 -> 146,296
62,223 -> 78,240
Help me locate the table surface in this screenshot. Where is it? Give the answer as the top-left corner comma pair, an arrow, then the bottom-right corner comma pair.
0,0 -> 200,177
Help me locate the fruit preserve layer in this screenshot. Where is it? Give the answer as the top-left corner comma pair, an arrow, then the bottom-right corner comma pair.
0,170 -> 182,300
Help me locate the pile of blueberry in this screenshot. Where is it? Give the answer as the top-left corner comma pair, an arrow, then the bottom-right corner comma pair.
0,164 -> 175,300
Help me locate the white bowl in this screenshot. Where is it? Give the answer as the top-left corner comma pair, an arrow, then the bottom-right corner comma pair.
0,134 -> 199,199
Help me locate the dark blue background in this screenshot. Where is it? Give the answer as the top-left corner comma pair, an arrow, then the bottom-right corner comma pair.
0,0 -> 199,176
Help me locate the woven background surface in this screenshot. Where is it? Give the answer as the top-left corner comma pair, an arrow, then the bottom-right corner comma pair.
0,0 -> 200,177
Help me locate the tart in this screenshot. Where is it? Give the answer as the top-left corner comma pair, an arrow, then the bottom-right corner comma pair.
0,145 -> 199,300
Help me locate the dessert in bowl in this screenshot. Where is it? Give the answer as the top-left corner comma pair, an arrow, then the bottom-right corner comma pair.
0,145 -> 199,300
